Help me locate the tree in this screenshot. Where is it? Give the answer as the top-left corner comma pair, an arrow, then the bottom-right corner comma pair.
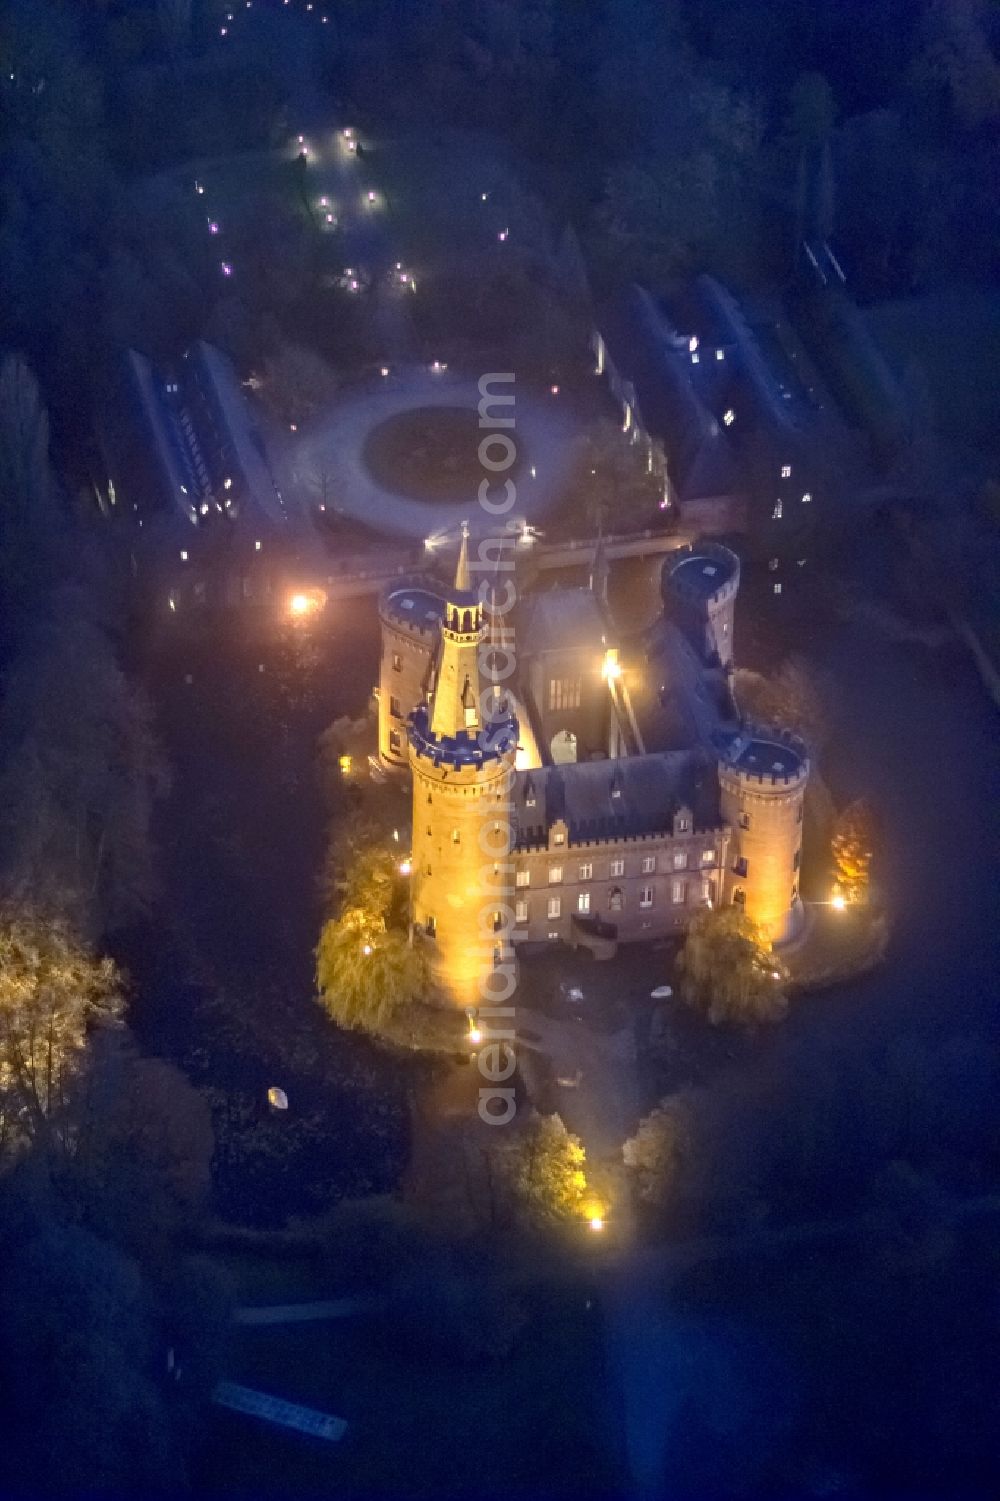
316,840 -> 426,1035
677,906 -> 788,1028
497,1111 -> 588,1227
0,914 -> 123,1147
256,341 -> 337,429
623,1098 -> 690,1209
831,798 -> 875,902
733,656 -> 832,754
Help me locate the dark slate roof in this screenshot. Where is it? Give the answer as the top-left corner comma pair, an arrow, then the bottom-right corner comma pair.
600,284 -> 738,502
692,277 -> 799,435
513,750 -> 720,848
516,587 -> 610,657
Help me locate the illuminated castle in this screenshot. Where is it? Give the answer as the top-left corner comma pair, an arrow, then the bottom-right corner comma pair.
380,532 -> 807,1009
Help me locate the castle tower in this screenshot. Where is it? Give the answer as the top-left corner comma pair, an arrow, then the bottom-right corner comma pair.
718,725 -> 809,945
662,541 -> 740,668
378,580 -> 445,768
408,524 -> 519,1008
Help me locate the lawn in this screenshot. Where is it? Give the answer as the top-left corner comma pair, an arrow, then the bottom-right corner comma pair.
193,1283 -> 622,1500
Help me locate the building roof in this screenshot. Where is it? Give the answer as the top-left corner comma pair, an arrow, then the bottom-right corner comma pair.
600,284 -> 739,503
516,586 -> 610,657
513,750 -> 720,848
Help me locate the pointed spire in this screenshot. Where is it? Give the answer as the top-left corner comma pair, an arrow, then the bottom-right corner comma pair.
455,520 -> 471,593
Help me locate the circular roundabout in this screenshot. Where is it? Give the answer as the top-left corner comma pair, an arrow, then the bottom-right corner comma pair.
291,370 -> 584,543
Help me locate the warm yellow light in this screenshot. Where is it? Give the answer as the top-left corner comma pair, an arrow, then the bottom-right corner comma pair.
362,943 -> 372,956
588,1215 -> 605,1232
339,754 -> 352,775
288,588 -> 326,620
602,649 -> 622,681
468,1026 -> 482,1046
398,859 -> 412,876
831,893 -> 847,911
289,593 -> 310,616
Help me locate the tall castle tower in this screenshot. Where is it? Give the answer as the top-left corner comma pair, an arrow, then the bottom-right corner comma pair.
407,526 -> 519,1009
718,725 -> 808,945
662,541 -> 740,668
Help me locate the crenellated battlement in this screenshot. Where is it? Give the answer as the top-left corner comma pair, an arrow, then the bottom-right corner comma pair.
718,722 -> 809,789
664,542 -> 740,609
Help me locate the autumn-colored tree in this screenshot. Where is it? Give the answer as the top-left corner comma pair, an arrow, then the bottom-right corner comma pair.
623,1097 -> 690,1209
316,840 -> 425,1035
677,906 -> 788,1028
831,798 -> 875,902
0,914 -> 123,1146
498,1112 -> 588,1227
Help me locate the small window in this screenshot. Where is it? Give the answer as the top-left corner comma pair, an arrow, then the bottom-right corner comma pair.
547,896 -> 561,920
670,880 -> 684,905
733,888 -> 745,908
577,892 -> 591,914
610,858 -> 625,878
739,812 -> 750,830
392,652 -> 402,672
701,879 -> 713,903
641,855 -> 656,874
734,856 -> 748,878
515,870 -> 530,888
525,792 -> 536,808
672,852 -> 687,870
793,849 -> 801,871
515,899 -> 528,924
579,862 -> 593,881
797,803 -> 803,824
773,499 -> 783,520
548,866 -> 563,884
609,887 -> 624,912
769,557 -> 779,572
774,582 -> 782,594
723,407 -> 735,426
451,829 -> 460,845
389,730 -> 401,754
641,885 -> 655,909
676,817 -> 689,833
389,695 -> 402,718
426,916 -> 436,936
701,849 -> 715,866
781,464 -> 791,478
553,830 -> 565,846
801,491 -> 812,504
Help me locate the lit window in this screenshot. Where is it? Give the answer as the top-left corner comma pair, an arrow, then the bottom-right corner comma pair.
691,351 -> 700,364
641,885 -> 654,909
641,855 -> 656,874
553,830 -> 565,846
579,862 -> 593,881
773,500 -> 783,519
179,550 -> 188,562
689,336 -> 698,353
451,829 -> 460,845
801,491 -> 811,503
716,348 -> 725,361
673,852 -> 687,870
426,916 -> 436,936
610,858 -> 625,878
516,870 -> 530,888
670,880 -> 684,905
548,866 -> 563,884
548,677 -> 582,711
577,892 -> 591,914
769,557 -> 779,571
781,464 -> 791,478
723,408 -> 735,426
547,896 -> 561,920
515,899 -> 529,924
701,850 -> 715,866
392,652 -> 402,672
255,539 -> 262,551
774,582 -> 782,594
701,879 -> 713,903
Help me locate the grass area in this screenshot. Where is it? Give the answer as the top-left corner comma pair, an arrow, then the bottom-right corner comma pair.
362,404 -> 526,502
193,1283 -> 621,1500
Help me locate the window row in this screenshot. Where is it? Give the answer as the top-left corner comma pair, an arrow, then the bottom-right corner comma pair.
517,849 -> 716,886
521,879 -> 712,923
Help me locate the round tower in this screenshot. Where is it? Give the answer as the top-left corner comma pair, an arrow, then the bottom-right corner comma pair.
408,525 -> 519,1009
718,725 -> 808,945
377,580 -> 444,769
662,541 -> 740,668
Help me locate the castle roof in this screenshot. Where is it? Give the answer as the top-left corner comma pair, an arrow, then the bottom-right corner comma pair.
513,751 -> 720,848
515,587 -> 609,657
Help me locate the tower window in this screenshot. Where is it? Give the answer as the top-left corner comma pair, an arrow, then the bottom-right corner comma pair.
426,916 -> 436,936
451,829 -> 460,844
392,652 -> 402,672
390,696 -> 401,718
740,812 -> 750,830
389,730 -> 401,754
734,857 -> 748,877
733,888 -> 745,908
793,849 -> 801,870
